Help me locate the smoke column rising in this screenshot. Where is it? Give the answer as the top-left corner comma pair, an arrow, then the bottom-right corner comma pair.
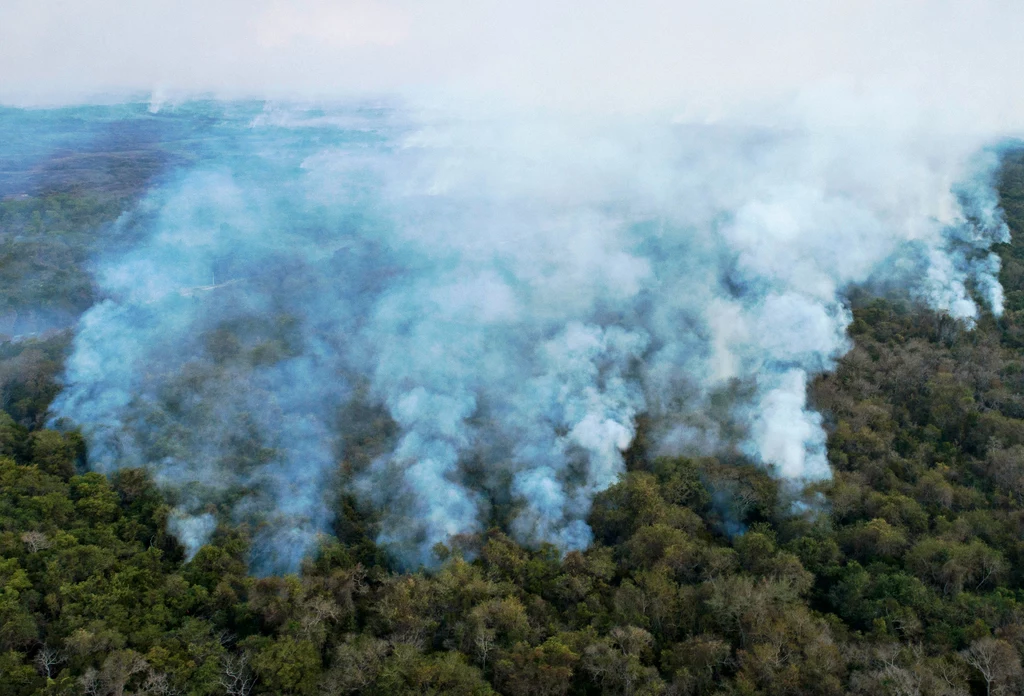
46,100 -> 1010,570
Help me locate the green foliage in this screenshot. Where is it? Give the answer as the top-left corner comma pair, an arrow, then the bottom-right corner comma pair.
244,635 -> 321,695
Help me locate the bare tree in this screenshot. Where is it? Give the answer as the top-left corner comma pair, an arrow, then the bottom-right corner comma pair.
20,531 -> 51,553
609,626 -> 654,658
219,653 -> 256,696
300,595 -> 341,639
960,637 -> 1022,696
100,650 -> 149,696
933,658 -> 970,696
880,664 -> 922,696
319,637 -> 389,695
140,670 -> 182,696
79,668 -> 101,696
33,644 -> 65,679
473,627 -> 496,671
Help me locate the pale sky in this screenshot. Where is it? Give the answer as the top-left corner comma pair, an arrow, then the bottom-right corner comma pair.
1,0 -> 1023,131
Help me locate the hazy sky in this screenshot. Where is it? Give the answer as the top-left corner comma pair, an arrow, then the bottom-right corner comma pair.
1,0 -> 1023,129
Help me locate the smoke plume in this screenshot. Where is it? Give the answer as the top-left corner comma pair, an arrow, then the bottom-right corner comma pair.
43,100 -> 1010,570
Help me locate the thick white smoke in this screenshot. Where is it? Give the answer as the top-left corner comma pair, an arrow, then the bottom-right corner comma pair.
48,101 -> 1010,569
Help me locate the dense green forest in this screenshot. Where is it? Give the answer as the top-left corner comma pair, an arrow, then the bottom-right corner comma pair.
2,150 -> 1024,696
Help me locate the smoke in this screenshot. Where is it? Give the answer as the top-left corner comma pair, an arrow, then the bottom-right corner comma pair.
42,99 -> 1010,570
4,1 -> 1024,136
168,511 -> 217,561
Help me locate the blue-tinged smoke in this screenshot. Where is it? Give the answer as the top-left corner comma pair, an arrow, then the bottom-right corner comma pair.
40,101 -> 1010,570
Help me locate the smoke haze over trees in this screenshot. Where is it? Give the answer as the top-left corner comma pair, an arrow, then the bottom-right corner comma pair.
0,101 -> 1001,570
3,2 -> 1024,694
0,99 -> 1022,695
0,148 -> 1023,693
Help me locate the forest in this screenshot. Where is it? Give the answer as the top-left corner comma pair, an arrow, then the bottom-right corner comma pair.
3,138 -> 1024,696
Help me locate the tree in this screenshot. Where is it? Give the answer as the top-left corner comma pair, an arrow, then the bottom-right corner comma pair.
219,654 -> 256,696
20,531 -> 51,554
246,637 -> 320,696
28,430 -> 79,479
582,627 -> 665,696
494,638 -> 579,696
318,636 -> 389,695
662,634 -> 731,696
32,645 -> 64,679
960,638 -> 1021,696
99,650 -> 149,696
